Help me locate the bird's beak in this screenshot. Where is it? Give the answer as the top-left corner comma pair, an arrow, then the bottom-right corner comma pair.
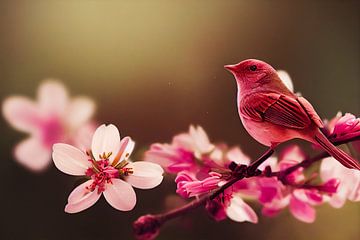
224,64 -> 237,73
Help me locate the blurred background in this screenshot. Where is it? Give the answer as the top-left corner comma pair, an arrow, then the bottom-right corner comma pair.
0,0 -> 359,239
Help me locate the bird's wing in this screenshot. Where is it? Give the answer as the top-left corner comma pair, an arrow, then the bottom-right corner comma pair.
240,92 -> 313,129
297,96 -> 324,128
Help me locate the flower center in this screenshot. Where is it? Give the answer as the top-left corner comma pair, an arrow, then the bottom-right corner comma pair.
41,117 -> 64,147
85,151 -> 133,193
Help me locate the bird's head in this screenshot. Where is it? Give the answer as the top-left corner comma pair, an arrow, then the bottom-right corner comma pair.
225,59 -> 281,94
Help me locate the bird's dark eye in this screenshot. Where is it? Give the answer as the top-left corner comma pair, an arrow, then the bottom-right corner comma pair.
249,65 -> 257,71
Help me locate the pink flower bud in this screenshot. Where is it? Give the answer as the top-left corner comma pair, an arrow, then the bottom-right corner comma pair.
133,215 -> 161,240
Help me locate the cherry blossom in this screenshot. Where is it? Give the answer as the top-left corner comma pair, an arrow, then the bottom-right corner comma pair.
144,125 -> 214,173
52,124 -> 164,213
171,137 -> 258,223
257,146 -> 338,223
321,157 -> 360,208
2,80 -> 96,171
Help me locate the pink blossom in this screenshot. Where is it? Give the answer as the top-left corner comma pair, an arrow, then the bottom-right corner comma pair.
145,125 -> 215,173
325,112 -> 360,142
173,125 -> 215,158
206,183 -> 258,223
2,80 -> 96,171
175,172 -> 222,198
144,143 -> 196,173
320,157 -> 360,208
145,125 -> 253,176
257,145 -> 337,223
330,113 -> 360,137
225,193 -> 258,223
174,170 -> 258,223
52,124 -> 164,213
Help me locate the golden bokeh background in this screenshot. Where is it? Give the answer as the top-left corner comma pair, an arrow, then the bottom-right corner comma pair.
1,1 -> 359,239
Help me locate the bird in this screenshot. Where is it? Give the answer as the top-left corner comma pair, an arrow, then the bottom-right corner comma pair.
225,59 -> 360,170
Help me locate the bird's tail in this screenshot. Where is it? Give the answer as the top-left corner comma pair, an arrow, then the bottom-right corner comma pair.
314,131 -> 360,170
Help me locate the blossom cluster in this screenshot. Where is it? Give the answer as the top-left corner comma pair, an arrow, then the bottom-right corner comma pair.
144,122 -> 360,224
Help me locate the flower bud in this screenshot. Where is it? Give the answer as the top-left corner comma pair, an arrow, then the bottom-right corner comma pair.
133,215 -> 161,240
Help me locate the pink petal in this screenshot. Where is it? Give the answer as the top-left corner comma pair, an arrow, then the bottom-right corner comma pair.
277,70 -> 294,92
52,143 -> 91,175
2,96 -> 42,133
126,162 -> 164,189
328,194 -> 347,208
14,137 -> 51,171
226,196 -> 258,223
280,145 -> 306,164
37,80 -> 69,116
262,207 -> 282,217
289,195 -> 316,223
103,179 -> 136,211
66,97 -> 95,130
91,124 -> 120,162
65,180 -> 101,213
112,137 -> 135,167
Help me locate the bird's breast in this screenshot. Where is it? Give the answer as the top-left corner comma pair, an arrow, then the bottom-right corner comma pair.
240,115 -> 299,146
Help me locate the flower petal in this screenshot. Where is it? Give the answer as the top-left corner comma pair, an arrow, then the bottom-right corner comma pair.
14,137 -> 51,171
37,80 -> 69,116
103,179 -> 136,211
126,162 -> 164,189
277,70 -> 294,92
112,137 -> 135,167
52,143 -> 91,175
2,96 -> 42,133
66,97 -> 95,130
226,196 -> 258,223
91,124 -> 120,162
289,195 -> 315,223
65,180 -> 101,213
189,125 -> 214,154
226,147 -> 251,166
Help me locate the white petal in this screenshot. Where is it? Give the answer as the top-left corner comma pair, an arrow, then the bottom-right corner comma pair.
66,97 -> 95,130
2,96 -> 42,133
91,124 -> 120,162
190,125 -> 214,154
226,196 -> 258,223
277,70 -> 294,92
14,137 -> 51,171
103,179 -> 136,211
226,147 -> 251,165
37,80 -> 69,116
52,143 -> 91,175
65,180 -> 101,213
126,161 -> 164,189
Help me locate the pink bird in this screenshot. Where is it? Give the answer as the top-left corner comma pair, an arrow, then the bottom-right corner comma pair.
225,59 -> 360,170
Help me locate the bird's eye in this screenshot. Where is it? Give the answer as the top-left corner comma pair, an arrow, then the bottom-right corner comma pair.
249,65 -> 257,71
